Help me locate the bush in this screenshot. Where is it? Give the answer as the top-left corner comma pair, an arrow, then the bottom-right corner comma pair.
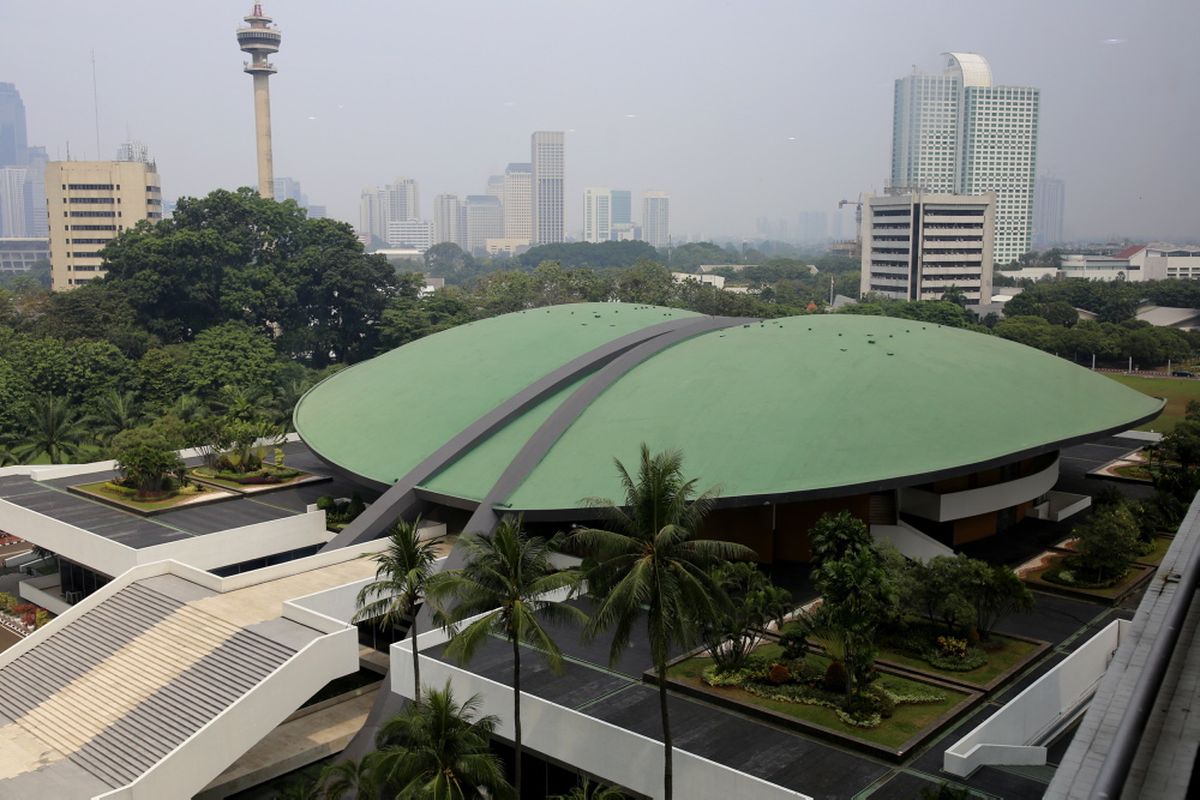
111,427 -> 185,497
823,660 -> 848,693
779,628 -> 809,661
767,663 -> 791,685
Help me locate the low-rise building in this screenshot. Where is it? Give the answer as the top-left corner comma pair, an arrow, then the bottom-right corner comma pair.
0,236 -> 48,274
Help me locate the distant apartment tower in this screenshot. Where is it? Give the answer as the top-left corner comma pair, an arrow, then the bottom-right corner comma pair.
891,53 -> 1039,266
611,190 -> 632,226
859,191 -> 995,303
642,191 -> 670,249
0,169 -> 28,237
531,132 -> 564,244
386,218 -> 433,252
46,159 -> 163,290
465,195 -> 504,254
502,162 -> 532,242
433,194 -> 466,250
583,188 -> 612,243
1033,176 -> 1065,247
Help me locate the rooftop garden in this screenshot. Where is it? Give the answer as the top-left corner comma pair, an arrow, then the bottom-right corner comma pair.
189,419 -> 323,494
70,427 -> 233,514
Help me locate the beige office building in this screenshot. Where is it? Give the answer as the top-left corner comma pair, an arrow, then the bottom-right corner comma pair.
46,160 -> 162,290
859,191 -> 995,303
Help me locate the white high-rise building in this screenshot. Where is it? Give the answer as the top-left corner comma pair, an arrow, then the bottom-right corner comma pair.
359,189 -> 383,243
502,163 -> 532,242
891,53 -> 1039,266
642,191 -> 670,249
360,177 -> 421,244
1033,176 -> 1065,247
0,167 -> 28,238
859,191 -> 995,303
583,188 -> 612,243
433,194 -> 466,250
465,195 -> 504,254
386,219 -> 433,252
531,131 -> 564,244
382,178 -> 419,226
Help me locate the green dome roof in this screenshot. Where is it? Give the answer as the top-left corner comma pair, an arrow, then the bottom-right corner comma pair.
295,303 -> 1162,512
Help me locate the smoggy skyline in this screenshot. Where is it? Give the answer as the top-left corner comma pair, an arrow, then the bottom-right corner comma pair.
1,0 -> 1196,243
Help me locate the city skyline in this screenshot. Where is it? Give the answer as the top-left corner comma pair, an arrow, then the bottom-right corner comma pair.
0,1 -> 1195,242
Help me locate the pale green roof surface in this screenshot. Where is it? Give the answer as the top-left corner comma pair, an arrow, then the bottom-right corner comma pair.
297,305 -> 1162,509
294,303 -> 699,486
503,314 -> 1162,509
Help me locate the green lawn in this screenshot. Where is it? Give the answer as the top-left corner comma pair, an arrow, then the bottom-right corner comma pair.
1135,535 -> 1174,567
187,466 -> 313,493
1022,554 -> 1153,600
667,644 -> 969,749
875,634 -> 1039,688
1105,373 -> 1200,432
72,481 -> 224,513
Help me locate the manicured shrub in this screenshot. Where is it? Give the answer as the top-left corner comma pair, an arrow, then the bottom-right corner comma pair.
823,660 -> 848,693
767,663 -> 791,685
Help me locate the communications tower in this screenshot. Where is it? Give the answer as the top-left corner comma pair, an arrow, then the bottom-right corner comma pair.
236,4 -> 282,198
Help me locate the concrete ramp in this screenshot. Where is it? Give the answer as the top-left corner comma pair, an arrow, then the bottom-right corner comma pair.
871,519 -> 954,561
0,552 -> 381,799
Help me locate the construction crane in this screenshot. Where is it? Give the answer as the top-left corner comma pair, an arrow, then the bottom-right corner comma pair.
837,194 -> 865,258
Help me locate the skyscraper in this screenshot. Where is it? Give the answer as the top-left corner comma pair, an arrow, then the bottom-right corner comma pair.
0,168 -> 27,237
1034,176 -> 1065,247
0,83 -> 28,167
46,158 -> 162,290
382,178 -> 419,226
485,175 -> 505,200
583,188 -> 613,243
465,195 -> 504,254
502,163 -> 532,241
236,4 -> 282,198
23,146 -> 48,237
891,53 -> 1039,266
531,131 -> 564,244
433,193 -> 466,250
273,176 -> 305,205
360,178 -> 420,243
611,190 -> 632,226
642,191 -> 670,249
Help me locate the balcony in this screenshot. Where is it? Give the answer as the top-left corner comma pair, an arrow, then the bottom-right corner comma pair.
900,454 -> 1060,523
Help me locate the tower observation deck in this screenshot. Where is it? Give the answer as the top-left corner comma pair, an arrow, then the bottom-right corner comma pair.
236,4 -> 282,197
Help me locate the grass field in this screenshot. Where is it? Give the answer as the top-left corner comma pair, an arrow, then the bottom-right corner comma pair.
1104,373 -> 1200,432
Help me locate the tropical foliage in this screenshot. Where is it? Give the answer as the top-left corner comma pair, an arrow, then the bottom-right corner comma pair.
570,445 -> 753,800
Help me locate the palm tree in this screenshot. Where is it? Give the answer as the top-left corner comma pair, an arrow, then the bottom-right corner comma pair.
428,515 -> 584,797
371,681 -> 512,799
353,516 -> 440,705
13,395 -> 89,464
570,445 -> 753,800
552,777 -> 631,800
88,389 -> 145,448
316,755 -> 380,800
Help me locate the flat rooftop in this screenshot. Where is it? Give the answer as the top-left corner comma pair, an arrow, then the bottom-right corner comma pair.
0,442 -> 376,551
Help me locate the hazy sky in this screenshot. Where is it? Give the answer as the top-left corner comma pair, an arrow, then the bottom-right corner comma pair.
2,0 -> 1197,242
